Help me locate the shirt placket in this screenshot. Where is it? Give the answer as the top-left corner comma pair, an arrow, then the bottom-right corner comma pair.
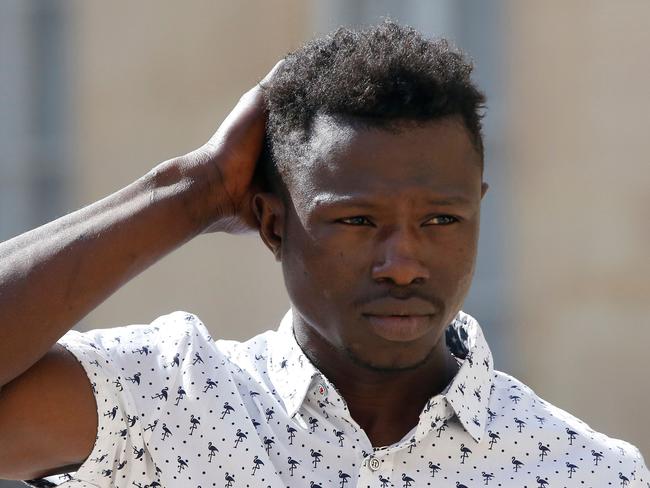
358,399 -> 456,488
357,449 -> 395,488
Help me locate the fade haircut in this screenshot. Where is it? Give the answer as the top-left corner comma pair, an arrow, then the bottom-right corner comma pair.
260,20 -> 487,197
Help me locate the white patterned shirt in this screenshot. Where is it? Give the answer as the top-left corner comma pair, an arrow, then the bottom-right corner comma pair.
22,309 -> 648,488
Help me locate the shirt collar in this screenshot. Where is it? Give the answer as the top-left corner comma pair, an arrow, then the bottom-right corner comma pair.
267,309 -> 320,418
267,308 -> 494,443
439,311 -> 494,443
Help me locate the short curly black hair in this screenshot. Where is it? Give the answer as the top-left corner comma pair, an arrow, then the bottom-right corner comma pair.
260,20 -> 486,195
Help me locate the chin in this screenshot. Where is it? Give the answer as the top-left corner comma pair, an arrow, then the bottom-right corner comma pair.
343,343 -> 436,373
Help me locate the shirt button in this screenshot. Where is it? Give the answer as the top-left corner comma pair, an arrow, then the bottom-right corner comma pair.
368,456 -> 381,471
317,381 -> 328,397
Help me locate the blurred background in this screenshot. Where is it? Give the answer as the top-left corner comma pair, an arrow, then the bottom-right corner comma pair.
1,1 -> 648,484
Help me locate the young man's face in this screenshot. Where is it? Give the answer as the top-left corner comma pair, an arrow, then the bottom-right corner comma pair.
263,114 -> 487,371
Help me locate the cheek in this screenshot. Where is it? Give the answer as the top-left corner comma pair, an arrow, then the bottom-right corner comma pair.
281,225 -> 357,305
285,226 -> 353,301
441,241 -> 478,297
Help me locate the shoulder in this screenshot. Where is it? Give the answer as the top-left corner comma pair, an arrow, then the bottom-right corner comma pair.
489,370 -> 648,484
58,310 -> 212,356
53,310 -> 220,406
212,325 -> 279,379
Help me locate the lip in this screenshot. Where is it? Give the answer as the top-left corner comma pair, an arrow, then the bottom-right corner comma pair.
362,313 -> 434,342
361,297 -> 438,317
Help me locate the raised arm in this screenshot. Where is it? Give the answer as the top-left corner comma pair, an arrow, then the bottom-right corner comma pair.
0,62 -> 280,480
0,67 -> 275,389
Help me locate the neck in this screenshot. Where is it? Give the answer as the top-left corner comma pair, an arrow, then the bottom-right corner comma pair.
293,319 -> 459,447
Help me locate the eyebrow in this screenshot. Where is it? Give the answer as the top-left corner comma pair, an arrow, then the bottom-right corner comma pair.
311,194 -> 473,210
426,196 -> 473,206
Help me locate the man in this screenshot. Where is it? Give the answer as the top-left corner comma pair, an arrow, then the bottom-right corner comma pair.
0,21 -> 647,488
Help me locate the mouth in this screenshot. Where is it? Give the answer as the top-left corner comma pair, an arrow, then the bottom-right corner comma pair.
362,313 -> 434,342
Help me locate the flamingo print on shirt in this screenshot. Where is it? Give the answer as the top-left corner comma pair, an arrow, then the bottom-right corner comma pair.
20,310 -> 648,488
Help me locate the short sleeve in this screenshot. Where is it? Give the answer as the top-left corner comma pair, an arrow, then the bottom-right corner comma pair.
21,310 -> 211,488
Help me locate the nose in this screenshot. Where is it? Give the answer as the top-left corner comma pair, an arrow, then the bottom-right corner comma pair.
371,226 -> 430,286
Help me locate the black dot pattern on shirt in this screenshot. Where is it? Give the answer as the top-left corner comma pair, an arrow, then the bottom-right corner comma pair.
22,310 -> 648,488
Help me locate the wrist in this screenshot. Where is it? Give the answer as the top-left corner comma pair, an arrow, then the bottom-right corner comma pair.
144,156 -> 214,236
147,151 -> 237,235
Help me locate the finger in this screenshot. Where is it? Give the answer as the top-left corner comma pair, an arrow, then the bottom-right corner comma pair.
258,59 -> 285,88
233,58 -> 285,106
206,60 -> 284,148
227,59 -> 285,116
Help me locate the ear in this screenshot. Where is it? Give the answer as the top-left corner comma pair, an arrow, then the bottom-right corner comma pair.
480,181 -> 489,200
253,192 -> 285,261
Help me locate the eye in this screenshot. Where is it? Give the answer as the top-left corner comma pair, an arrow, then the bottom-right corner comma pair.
337,216 -> 372,226
425,215 -> 459,225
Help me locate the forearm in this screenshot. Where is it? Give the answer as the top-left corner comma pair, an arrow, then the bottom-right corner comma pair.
0,156 -> 211,387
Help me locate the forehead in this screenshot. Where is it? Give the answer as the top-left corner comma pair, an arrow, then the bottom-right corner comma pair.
289,114 -> 483,209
